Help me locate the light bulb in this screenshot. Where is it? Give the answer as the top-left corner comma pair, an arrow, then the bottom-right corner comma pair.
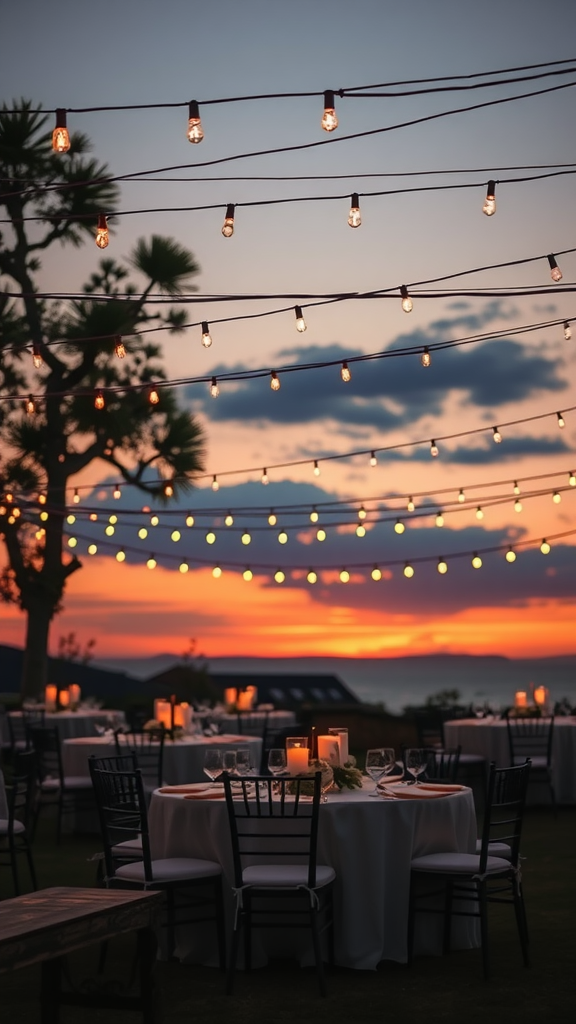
278,530 -> 288,544
138,528 -> 148,539
243,568 -> 253,581
212,566 -> 222,578
201,321 -> 212,348
186,100 -> 204,143
407,497 -> 415,512
513,481 -> 520,495
458,489 -> 465,503
52,109 -> 71,153
430,440 -> 439,457
552,491 -> 561,504
421,347 -> 431,368
437,559 -> 448,574
394,520 -> 405,534
268,511 -> 277,525
356,524 -> 366,538
210,376 -> 220,398
211,475 -> 219,492
310,508 -> 319,523
116,549 -> 126,562
150,515 -> 159,526
241,531 -> 251,545
505,548 -> 516,563
476,507 -> 484,520
295,305 -> 307,332
38,494 -> 47,505
206,531 -> 216,544
435,512 -> 444,527
32,346 -> 43,369
114,336 -> 126,358
403,563 -> 414,578
73,489 -> 79,504
186,514 -> 195,527
164,482 -> 174,497
400,285 -> 413,313
370,451 -> 377,467
307,569 -> 318,584
358,505 -> 367,521
540,539 -> 551,554
225,513 -> 234,526
147,556 -> 157,569
471,553 -> 483,569
557,412 -> 565,428
67,537 -> 78,548
66,514 -> 76,525
371,567 -> 382,581
262,468 -> 270,486
316,528 -> 326,542
514,500 -> 523,513
105,525 -> 115,536
148,386 -> 160,405
313,460 -> 320,477
482,180 -> 496,216
348,192 -> 361,228
222,203 -> 235,237
547,253 -> 563,282
171,530 -> 181,542
340,569 -> 350,583
95,213 -> 109,249
321,90 -> 338,132
113,485 -> 121,499
179,562 -> 189,573
25,395 -> 36,415
274,569 -> 285,583
109,514 -> 118,525
270,371 -> 280,391
563,321 -> 572,341
493,426 -> 502,443
341,361 -> 351,382
94,390 -> 105,410
569,472 -> 576,487
88,543 -> 97,555
40,511 -> 49,522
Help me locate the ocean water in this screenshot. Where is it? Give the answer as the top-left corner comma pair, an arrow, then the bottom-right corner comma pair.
98,653 -> 576,715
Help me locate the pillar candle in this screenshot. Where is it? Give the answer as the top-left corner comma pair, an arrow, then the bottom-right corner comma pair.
533,686 -> 548,707
224,688 -> 237,706
286,745 -> 310,775
317,735 -> 340,765
173,702 -> 193,730
154,699 -> 172,729
59,688 -> 70,708
514,691 -> 528,709
69,684 -> 81,706
45,685 -> 57,712
329,727 -> 349,764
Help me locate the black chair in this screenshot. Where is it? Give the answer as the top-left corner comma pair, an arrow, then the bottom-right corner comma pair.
0,749 -> 38,895
413,708 -> 486,793
28,726 -> 95,843
422,746 -> 461,783
89,754 -> 143,873
89,761 -> 226,964
6,708 -> 45,756
114,728 -> 166,794
260,722 -> 304,774
223,772 -> 335,996
505,713 -> 555,810
408,760 -> 531,979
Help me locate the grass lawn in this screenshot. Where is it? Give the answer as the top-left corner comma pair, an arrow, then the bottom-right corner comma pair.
0,806 -> 574,1024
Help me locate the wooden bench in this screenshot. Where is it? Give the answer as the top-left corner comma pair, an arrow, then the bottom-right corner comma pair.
0,886 -> 164,1023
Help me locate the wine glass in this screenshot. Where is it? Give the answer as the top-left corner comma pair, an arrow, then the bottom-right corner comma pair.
222,750 -> 237,775
236,750 -> 252,775
203,748 -> 223,786
268,748 -> 287,776
365,748 -> 389,796
405,748 -> 427,785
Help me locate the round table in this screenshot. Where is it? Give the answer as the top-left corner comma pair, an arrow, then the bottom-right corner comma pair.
444,717 -> 576,804
9,709 -> 126,741
148,782 -> 478,969
63,733 -> 263,784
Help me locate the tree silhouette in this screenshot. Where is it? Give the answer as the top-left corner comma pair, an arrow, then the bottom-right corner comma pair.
0,102 -> 206,698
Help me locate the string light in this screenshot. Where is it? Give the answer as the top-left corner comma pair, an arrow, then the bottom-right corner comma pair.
514,499 -> 523,512
310,508 -> 319,523
552,491 -> 561,504
109,515 -> 118,525
73,489 -> 80,504
407,497 -> 415,512
94,390 -> 105,410
370,451 -> 377,467
341,361 -> 352,382
32,344 -> 43,369
225,513 -> 234,526
221,203 -> 235,237
400,285 -> 413,313
146,556 -> 157,569
340,569 -> 350,583
52,109 -> 70,153
482,179 -> 497,216
88,543 -> 98,555
206,531 -> 216,544
317,528 -> 327,541
513,481 -> 520,495
435,512 -> 444,527
268,511 -> 277,525
105,525 -> 115,536
150,515 -> 159,526
113,485 -> 121,499
371,567 -> 382,581
395,520 -> 406,535
95,214 -> 109,249
68,537 -> 77,548
241,531 -> 251,545
430,440 -> 439,457
148,386 -> 160,405
348,192 -> 361,228
212,565 -> 222,578
211,475 -> 219,492
210,376 -> 220,398
116,549 -> 126,562
569,472 -> 576,487
458,489 -> 466,503
476,507 -> 484,520
471,553 -> 483,568
270,372 -> 280,391
505,548 -> 517,562
437,558 -> 448,574
421,347 -> 431,367
114,336 -> 126,358
564,321 -> 572,341
261,469 -> 269,485
66,515 -> 75,525
355,524 -> 366,538
557,412 -> 565,428
358,505 -> 367,521
294,306 -> 307,332
24,395 -> 36,415
321,90 -> 338,132
243,568 -> 253,581
274,569 -> 285,583
313,461 -> 320,477
179,561 -> 189,573
493,426 -> 502,443
307,569 -> 318,584
201,322 -> 212,348
164,482 -> 174,497
186,514 -> 195,526
540,539 -> 551,554
278,530 -> 288,544
138,528 -> 148,539
403,563 -> 414,578
547,253 -> 563,281
186,99 -> 204,143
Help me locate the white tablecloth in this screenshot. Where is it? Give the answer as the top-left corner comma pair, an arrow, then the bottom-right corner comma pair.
148,783 -> 478,969
62,734 -> 263,784
444,717 -> 576,804
8,709 -> 126,740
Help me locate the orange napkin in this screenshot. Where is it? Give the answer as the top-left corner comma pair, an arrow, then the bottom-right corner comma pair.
183,791 -> 226,801
159,783 -> 223,795
380,783 -> 449,800
417,782 -> 465,793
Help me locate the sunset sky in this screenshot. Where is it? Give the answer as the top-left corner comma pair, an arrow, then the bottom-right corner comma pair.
1,0 -> 575,662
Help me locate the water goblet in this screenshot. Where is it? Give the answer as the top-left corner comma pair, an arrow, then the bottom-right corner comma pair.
268,748 -> 287,776
365,748 -> 388,796
203,748 -> 223,786
405,748 -> 427,785
236,750 -> 252,775
222,750 -> 237,775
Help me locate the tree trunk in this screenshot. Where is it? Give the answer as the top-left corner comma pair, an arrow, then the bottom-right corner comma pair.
21,603 -> 52,700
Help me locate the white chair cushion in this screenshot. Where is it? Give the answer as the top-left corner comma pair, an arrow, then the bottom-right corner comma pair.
0,818 -> 25,835
242,864 -> 335,888
115,857 -> 222,883
475,840 -> 512,858
111,837 -> 143,857
411,852 -> 512,875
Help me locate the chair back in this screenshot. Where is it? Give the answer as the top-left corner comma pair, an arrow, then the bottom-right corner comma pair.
422,746 -> 461,782
505,714 -> 554,767
88,760 -> 153,882
413,709 -> 445,749
90,753 -> 138,773
223,772 -> 322,890
27,726 -> 64,785
7,749 -> 37,833
114,729 -> 165,789
478,760 -> 531,874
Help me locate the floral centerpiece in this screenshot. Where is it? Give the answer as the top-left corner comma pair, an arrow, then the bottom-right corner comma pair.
288,756 -> 363,796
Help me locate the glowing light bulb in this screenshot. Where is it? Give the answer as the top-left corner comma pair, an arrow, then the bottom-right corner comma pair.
66,514 -> 76,525
313,461 -> 320,477
435,512 -> 444,527
270,372 -> 280,391
105,525 -> 115,536
407,497 -> 415,512
171,529 -> 181,541
243,569 -> 253,582
95,214 -> 109,249
540,539 -> 551,554
211,475 -> 219,492
310,508 -> 319,523
148,386 -> 160,405
261,468 -> 269,485
371,567 -> 382,581
430,440 -> 439,457
179,562 -> 189,573
274,569 -> 285,583
295,305 -> 306,332
476,507 -> 484,520
421,347 -> 431,368
458,489 -> 465,503
340,361 -> 352,383
437,559 -> 448,574
210,377 -> 219,398
370,451 -> 377,467
307,569 -> 318,584
471,553 -> 483,569
201,321 -> 212,348
547,253 -> 563,282
222,203 -> 235,237
403,563 -> 414,578
109,514 -> 118,525
138,528 -> 148,539
88,543 -> 98,555
569,472 -> 576,487
186,99 -> 204,143
186,514 -> 195,527
206,531 -> 216,544
164,482 -> 174,497
147,556 -> 157,569
358,505 -> 367,521
278,530 -> 288,544
493,426 -> 502,443
552,491 -> 561,504
348,192 -> 361,228
356,524 -> 366,538
150,515 -> 159,526
212,565 -> 222,578
241,531 -> 251,545
38,493 -> 47,505
32,345 -> 43,369
321,90 -> 338,132
52,109 -> 70,153
40,511 -> 49,522
268,511 -> 277,526
116,549 -> 126,562
25,395 -> 36,415
514,500 -> 523,513
513,481 -> 520,495
557,412 -> 565,428
113,335 -> 126,358
94,390 -> 105,410
505,548 -> 516,563
317,528 -> 326,542
482,180 -> 496,216
340,569 -> 350,583
394,520 -> 405,534
67,536 -> 77,548
113,485 -> 121,499
563,321 -> 572,341
225,513 -> 234,527
73,489 -> 80,504
400,285 -> 413,313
